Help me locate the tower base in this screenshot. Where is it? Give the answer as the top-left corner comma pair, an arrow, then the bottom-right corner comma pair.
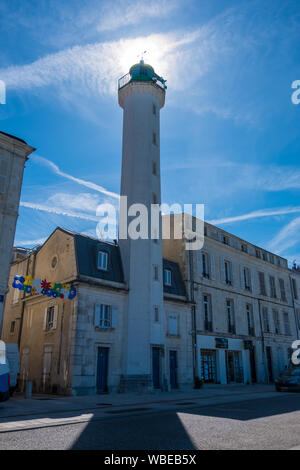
118,374 -> 153,393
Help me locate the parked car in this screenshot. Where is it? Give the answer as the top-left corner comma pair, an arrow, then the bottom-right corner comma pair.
275,367 -> 300,392
6,344 -> 20,396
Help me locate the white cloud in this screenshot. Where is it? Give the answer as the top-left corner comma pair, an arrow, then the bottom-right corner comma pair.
20,201 -> 100,222
209,206 -> 300,226
32,154 -> 120,199
268,216 -> 300,254
97,0 -> 180,32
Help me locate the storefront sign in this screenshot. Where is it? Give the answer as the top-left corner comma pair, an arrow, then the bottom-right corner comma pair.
12,275 -> 76,300
215,338 -> 228,349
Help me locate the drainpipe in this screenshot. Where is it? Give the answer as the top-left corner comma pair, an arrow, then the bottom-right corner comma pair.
289,275 -> 300,341
257,299 -> 268,383
188,248 -> 198,385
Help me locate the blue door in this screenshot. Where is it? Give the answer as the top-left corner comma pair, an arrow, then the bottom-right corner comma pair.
152,347 -> 160,389
97,347 -> 109,393
169,350 -> 178,389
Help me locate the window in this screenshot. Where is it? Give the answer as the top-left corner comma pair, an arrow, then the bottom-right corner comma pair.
154,265 -> 159,281
262,252 -> 268,262
0,157 -> 8,194
297,309 -> 300,330
97,251 -> 108,271
223,235 -> 230,245
203,294 -> 213,331
153,193 -> 157,204
292,278 -> 298,300
226,299 -> 235,334
243,267 -> 251,291
273,309 -> 280,334
202,253 -> 210,279
152,132 -> 157,145
168,314 -> 178,336
152,103 -> 157,115
262,307 -> 270,333
269,254 -> 274,264
154,306 -> 159,322
283,312 -> 291,335
256,249 -> 261,259
152,161 -> 157,175
94,304 -> 116,329
269,276 -> 277,298
10,321 -> 16,334
246,304 -> 255,336
44,306 -> 57,332
279,279 -> 287,301
164,268 -> 172,286
224,260 -> 232,285
241,244 -> 248,253
258,272 -> 267,296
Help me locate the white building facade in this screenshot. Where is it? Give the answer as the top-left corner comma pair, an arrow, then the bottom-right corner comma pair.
0,132 -> 34,334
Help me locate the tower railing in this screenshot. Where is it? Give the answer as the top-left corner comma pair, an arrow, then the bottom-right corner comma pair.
118,73 -> 166,91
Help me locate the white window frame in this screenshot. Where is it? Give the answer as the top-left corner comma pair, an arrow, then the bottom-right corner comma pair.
203,294 -> 213,331
262,307 -> 270,333
226,299 -> 235,334
97,251 -> 108,271
94,304 -> 113,329
224,260 -> 232,285
44,305 -> 58,332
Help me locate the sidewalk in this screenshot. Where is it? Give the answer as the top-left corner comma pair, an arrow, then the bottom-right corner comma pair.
0,384 -> 281,433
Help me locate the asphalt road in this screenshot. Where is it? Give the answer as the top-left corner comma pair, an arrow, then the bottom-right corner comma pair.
0,394 -> 299,450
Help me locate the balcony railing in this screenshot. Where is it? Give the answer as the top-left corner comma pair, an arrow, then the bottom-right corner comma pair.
118,73 -> 166,91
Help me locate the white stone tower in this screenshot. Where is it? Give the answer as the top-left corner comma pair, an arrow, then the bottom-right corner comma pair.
0,132 -> 35,334
118,60 -> 167,391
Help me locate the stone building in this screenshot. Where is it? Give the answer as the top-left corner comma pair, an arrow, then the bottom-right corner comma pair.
1,227 -> 191,395
163,214 -> 300,385
0,132 -> 35,333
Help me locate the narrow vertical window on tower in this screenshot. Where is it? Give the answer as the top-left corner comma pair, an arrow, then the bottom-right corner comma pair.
154,306 -> 159,322
152,132 -> 157,145
154,265 -> 159,281
153,103 -> 156,115
152,161 -> 157,175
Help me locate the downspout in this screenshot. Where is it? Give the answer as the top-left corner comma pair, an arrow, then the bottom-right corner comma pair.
289,275 -> 300,341
257,299 -> 268,383
188,248 -> 197,386
17,248 -> 37,348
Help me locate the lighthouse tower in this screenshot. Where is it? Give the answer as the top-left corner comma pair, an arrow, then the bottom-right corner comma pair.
118,60 -> 167,391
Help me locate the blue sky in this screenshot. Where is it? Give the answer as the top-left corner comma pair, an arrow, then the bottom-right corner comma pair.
0,0 -> 300,265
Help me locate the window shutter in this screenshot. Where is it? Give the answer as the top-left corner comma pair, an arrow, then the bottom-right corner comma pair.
210,253 -> 216,280
198,251 -> 203,277
43,307 -> 48,331
231,261 -> 235,285
249,268 -> 253,291
53,305 -> 58,330
220,257 -> 226,283
240,265 -> 244,288
94,304 -> 101,327
111,306 -> 118,328
169,314 -> 178,335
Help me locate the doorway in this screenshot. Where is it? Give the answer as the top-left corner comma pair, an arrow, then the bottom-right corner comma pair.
169,350 -> 178,389
249,347 -> 257,383
226,351 -> 243,383
152,347 -> 161,389
201,349 -> 217,383
266,346 -> 273,383
96,347 -> 109,393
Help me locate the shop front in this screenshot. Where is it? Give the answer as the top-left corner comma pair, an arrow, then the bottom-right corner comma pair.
197,335 -> 252,385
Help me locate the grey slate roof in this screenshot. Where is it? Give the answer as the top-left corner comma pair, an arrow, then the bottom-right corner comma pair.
163,259 -> 186,297
72,231 -> 186,297
74,234 -> 124,284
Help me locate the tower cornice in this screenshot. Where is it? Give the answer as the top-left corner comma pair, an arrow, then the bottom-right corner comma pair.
118,81 -> 165,109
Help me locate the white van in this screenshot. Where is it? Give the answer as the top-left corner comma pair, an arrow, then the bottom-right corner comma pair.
6,344 -> 20,396
0,341 -> 9,401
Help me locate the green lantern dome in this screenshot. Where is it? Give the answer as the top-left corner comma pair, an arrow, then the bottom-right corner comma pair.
128,60 -> 167,89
